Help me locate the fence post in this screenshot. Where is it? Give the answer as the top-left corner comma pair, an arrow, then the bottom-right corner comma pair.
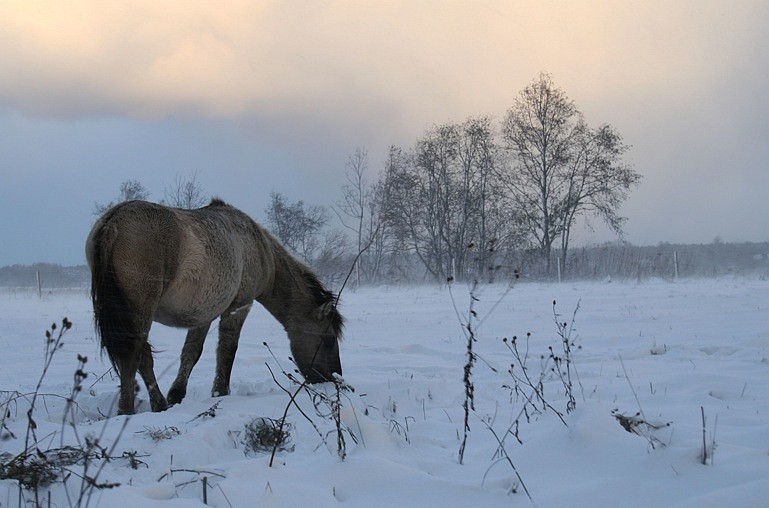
36,271 -> 42,298
556,257 -> 562,283
673,251 -> 679,280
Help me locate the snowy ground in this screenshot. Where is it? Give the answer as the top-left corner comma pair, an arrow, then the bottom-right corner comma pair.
1,278 -> 768,507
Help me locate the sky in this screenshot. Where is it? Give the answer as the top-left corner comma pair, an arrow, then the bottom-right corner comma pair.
1,0 -> 768,266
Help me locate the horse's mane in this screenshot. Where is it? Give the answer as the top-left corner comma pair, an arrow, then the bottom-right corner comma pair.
208,197 -> 229,207
301,271 -> 334,307
293,267 -> 343,339
205,197 -> 343,337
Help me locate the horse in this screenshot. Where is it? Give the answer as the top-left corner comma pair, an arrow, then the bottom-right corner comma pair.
86,198 -> 343,415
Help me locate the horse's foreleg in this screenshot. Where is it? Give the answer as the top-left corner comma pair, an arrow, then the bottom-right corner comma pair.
167,323 -> 212,405
212,303 -> 251,397
138,340 -> 168,412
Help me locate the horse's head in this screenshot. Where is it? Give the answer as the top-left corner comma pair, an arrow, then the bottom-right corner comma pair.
289,276 -> 344,383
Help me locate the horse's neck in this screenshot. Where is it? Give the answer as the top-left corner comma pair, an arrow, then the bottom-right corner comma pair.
255,252 -> 308,330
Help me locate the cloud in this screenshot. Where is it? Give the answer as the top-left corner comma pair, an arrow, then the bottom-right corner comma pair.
1,1 -> 765,126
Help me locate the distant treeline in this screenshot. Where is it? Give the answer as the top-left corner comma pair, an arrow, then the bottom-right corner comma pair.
555,241 -> 769,281
367,241 -> 769,284
0,263 -> 90,288
1,242 -> 767,289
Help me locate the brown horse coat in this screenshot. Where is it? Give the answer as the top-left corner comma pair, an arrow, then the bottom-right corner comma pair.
86,199 -> 342,415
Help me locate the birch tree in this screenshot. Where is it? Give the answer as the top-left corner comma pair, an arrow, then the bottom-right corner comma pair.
556,122 -> 641,270
501,73 -> 640,277
500,72 -> 579,275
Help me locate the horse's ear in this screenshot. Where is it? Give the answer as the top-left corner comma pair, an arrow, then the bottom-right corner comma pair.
315,296 -> 343,337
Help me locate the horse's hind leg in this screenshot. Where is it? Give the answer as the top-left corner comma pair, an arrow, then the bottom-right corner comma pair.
113,322 -> 153,415
167,323 -> 212,405
115,354 -> 140,416
212,303 -> 252,398
137,340 -> 168,412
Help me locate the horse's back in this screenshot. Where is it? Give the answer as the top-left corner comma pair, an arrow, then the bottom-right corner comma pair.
88,200 -> 276,328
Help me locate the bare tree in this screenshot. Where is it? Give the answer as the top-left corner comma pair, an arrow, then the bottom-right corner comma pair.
364,168 -> 398,283
383,119 -> 512,282
335,147 -> 405,285
163,170 -> 208,209
406,123 -> 461,281
93,179 -> 150,216
374,145 -> 417,281
265,192 -> 329,262
556,121 -> 641,270
313,228 -> 351,285
456,116 -> 511,280
500,73 -> 639,277
500,72 -> 584,275
335,147 -> 370,287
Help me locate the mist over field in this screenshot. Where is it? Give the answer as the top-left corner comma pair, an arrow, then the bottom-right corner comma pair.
2,240 -> 768,292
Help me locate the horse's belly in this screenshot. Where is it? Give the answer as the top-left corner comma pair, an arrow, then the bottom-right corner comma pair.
154,287 -> 235,328
153,307 -> 219,329
154,226 -> 253,328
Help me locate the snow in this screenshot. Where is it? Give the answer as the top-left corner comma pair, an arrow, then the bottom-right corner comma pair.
1,278 -> 768,507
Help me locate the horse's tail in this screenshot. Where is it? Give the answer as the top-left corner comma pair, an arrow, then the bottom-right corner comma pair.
88,210 -> 140,375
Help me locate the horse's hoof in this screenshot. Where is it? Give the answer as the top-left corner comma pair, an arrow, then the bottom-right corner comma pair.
150,396 -> 169,413
167,387 -> 186,406
211,386 -> 230,398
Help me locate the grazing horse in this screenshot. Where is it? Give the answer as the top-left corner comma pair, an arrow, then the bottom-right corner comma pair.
86,199 -> 343,415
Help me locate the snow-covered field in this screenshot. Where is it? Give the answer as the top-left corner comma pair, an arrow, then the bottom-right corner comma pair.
1,278 -> 768,507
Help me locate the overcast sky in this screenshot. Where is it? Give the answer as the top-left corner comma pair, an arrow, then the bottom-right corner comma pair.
1,1 -> 768,266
